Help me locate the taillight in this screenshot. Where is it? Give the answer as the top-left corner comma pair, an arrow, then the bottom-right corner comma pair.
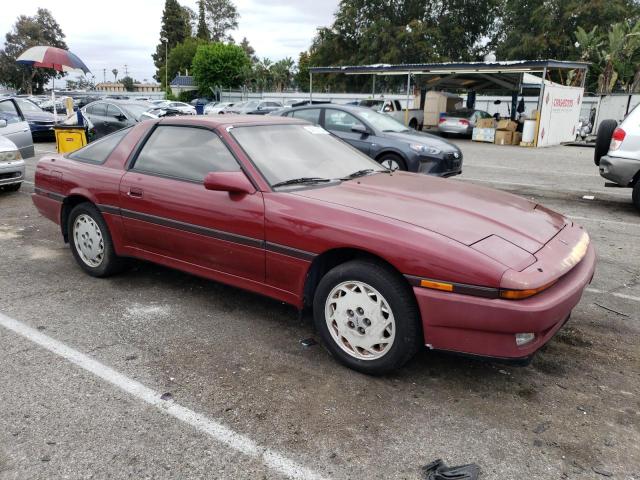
610,127 -> 626,150
439,118 -> 446,123
458,119 -> 470,126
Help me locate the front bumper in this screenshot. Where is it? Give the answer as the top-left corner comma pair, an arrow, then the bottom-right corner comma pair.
0,160 -> 25,186
599,154 -> 640,187
416,151 -> 463,176
413,243 -> 596,360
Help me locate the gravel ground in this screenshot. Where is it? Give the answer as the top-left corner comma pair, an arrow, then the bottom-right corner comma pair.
0,139 -> 638,480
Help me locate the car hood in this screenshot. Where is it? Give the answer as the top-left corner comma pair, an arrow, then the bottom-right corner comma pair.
383,130 -> 459,151
293,172 -> 566,254
0,135 -> 18,151
24,111 -> 55,122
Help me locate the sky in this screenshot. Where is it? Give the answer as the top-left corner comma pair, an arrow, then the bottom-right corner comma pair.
0,0 -> 338,85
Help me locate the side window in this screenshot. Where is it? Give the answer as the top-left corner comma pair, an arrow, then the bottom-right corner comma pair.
324,109 -> 364,133
107,104 -> 124,119
132,126 -> 239,182
394,101 -> 402,111
0,100 -> 24,124
91,103 -> 107,116
292,108 -> 321,125
68,128 -> 130,164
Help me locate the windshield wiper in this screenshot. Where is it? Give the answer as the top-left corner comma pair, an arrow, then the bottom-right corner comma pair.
382,129 -> 411,133
271,177 -> 331,188
340,169 -> 389,180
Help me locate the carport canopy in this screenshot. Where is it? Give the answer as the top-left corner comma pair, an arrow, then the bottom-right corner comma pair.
308,60 -> 590,93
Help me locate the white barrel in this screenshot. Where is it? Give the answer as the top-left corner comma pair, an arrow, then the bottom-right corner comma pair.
522,119 -> 536,143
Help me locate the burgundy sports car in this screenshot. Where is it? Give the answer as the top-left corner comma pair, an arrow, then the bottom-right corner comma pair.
32,116 -> 596,374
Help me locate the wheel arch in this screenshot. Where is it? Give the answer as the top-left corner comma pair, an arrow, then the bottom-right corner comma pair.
302,247 -> 413,308
60,194 -> 96,242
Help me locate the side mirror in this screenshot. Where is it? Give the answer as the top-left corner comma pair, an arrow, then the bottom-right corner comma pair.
115,114 -> 127,121
351,124 -> 369,136
204,171 -> 255,194
0,119 -> 6,128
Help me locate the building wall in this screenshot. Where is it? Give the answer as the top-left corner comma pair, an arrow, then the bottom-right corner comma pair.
95,82 -> 162,93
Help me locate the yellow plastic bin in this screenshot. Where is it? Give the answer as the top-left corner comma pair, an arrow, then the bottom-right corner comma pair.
54,125 -> 87,154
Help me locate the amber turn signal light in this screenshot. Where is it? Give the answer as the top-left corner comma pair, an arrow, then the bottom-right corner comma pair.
499,281 -> 557,300
420,279 -> 454,292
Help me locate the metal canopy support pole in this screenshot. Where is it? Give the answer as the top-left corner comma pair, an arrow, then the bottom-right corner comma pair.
405,72 -> 411,126
309,72 -> 313,103
372,74 -> 375,97
533,66 -> 547,147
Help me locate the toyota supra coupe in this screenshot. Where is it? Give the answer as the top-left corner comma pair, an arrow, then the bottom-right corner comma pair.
32,115 -> 596,374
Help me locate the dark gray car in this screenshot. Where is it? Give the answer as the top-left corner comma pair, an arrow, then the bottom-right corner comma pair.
82,100 -> 151,139
273,104 -> 462,175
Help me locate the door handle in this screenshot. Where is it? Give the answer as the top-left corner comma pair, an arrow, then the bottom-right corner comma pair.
128,187 -> 143,198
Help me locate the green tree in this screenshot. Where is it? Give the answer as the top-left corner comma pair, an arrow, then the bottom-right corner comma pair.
239,37 -> 257,62
295,51 -> 310,92
0,8 -> 67,94
192,42 -> 250,93
120,76 -> 135,91
152,0 -> 192,86
200,0 -> 239,42
493,0 -> 640,61
196,0 -> 209,40
167,37 -> 205,80
270,57 -> 295,92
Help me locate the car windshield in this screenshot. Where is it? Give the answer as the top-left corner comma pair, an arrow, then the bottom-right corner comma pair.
122,104 -> 151,121
449,109 -> 474,118
359,100 -> 385,109
16,99 -> 43,113
355,109 -> 410,133
244,101 -> 259,109
231,124 -> 385,187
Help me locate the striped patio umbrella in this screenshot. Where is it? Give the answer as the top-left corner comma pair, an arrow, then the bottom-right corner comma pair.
16,46 -> 90,73
16,46 -> 90,121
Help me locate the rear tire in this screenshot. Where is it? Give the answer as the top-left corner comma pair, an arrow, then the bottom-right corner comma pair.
313,260 -> 422,375
378,153 -> 406,172
409,118 -> 418,130
633,181 -> 640,212
67,203 -> 126,277
594,119 -> 617,166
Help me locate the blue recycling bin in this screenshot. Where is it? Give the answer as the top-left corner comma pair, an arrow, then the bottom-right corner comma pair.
195,104 -> 204,115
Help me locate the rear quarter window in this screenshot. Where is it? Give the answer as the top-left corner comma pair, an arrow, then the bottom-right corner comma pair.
67,128 -> 130,164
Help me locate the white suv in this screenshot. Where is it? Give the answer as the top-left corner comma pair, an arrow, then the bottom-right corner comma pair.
597,104 -> 640,211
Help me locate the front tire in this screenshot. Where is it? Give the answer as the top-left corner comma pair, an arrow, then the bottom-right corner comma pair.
378,153 -> 406,172
68,203 -> 125,277
313,260 -> 422,375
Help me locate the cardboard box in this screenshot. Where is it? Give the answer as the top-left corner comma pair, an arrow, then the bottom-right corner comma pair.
472,127 -> 495,143
476,118 -> 496,128
496,119 -> 518,131
512,132 -> 522,145
423,91 -> 463,126
494,130 -> 513,145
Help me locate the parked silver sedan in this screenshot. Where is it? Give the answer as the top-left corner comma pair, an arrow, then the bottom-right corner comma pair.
438,108 -> 492,137
0,97 -> 35,158
0,135 -> 25,192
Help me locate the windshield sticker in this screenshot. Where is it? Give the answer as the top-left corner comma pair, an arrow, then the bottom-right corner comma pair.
303,126 -> 330,134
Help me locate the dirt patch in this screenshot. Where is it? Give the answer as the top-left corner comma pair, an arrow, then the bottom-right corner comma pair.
555,327 -> 593,348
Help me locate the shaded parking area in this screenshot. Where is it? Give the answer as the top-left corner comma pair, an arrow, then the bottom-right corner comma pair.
0,141 -> 639,479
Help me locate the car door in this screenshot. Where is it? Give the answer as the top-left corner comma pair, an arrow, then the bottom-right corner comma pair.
323,108 -> 373,155
119,124 -> 265,282
0,99 -> 34,158
105,104 -> 129,134
85,102 -> 109,138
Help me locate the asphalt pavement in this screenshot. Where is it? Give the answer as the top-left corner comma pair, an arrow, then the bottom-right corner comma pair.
0,139 -> 638,479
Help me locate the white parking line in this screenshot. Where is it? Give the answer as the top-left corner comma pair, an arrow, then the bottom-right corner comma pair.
586,287 -> 640,303
569,215 -> 640,228
0,312 -> 327,480
459,177 -> 629,197
465,164 -> 594,177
